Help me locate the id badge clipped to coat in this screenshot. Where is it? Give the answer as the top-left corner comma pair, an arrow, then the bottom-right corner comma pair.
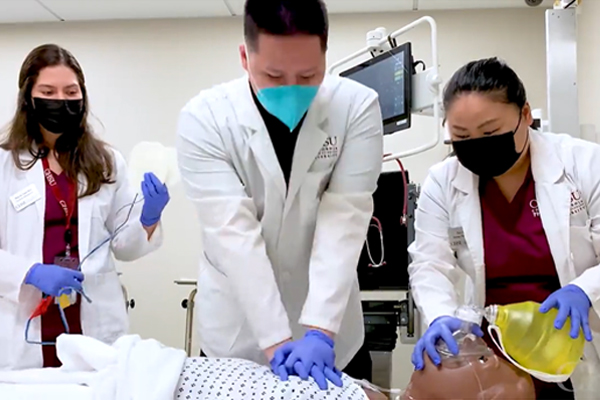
449,227 -> 466,251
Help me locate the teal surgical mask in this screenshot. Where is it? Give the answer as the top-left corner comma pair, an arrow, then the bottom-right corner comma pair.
256,85 -> 319,131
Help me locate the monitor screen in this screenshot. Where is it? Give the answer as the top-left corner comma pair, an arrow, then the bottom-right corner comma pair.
340,43 -> 412,134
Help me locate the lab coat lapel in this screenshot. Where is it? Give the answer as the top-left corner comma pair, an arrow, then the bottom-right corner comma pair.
530,131 -> 572,283
237,79 -> 287,201
284,92 -> 328,217
22,156 -> 46,220
77,177 -> 91,262
453,165 -> 486,306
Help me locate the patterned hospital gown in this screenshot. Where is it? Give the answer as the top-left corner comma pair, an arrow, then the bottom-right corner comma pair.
175,358 -> 369,400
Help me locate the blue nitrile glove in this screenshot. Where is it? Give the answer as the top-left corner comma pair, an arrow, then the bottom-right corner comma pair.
411,316 -> 484,370
270,330 -> 343,390
540,284 -> 593,341
140,172 -> 170,227
24,263 -> 84,297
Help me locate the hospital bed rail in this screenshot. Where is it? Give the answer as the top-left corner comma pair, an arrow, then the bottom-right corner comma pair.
175,279 -> 198,356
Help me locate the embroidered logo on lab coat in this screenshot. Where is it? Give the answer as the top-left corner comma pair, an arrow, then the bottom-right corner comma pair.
317,136 -> 338,159
570,190 -> 586,216
529,199 -> 540,218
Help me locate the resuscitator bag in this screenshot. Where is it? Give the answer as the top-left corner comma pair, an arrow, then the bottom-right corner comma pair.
485,301 -> 584,382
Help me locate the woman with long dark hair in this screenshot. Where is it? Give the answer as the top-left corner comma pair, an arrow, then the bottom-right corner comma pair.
0,44 -> 170,369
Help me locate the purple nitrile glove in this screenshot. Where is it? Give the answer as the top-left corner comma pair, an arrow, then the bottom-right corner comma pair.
140,172 -> 170,227
24,263 -> 84,296
270,330 -> 343,390
540,284 -> 593,341
411,315 -> 484,370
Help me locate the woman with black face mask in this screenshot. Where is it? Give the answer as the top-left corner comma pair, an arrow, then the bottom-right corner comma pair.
407,57 -> 600,399
0,44 -> 170,369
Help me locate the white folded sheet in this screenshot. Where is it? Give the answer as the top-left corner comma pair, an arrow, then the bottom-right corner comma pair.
0,383 -> 93,400
0,334 -> 187,400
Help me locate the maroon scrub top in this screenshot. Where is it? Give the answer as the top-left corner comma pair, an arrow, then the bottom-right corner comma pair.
480,168 -> 573,399
41,171 -> 82,368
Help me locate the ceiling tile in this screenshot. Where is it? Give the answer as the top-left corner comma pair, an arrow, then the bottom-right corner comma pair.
324,0 -> 414,13
223,0 -> 243,16
40,0 -> 232,21
416,0 -> 553,10
0,0 -> 60,23
227,0 -> 414,16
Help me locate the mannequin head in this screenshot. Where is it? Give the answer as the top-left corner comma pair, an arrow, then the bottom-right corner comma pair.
402,337 -> 535,399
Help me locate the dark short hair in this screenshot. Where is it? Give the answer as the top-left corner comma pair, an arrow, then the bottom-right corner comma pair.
443,57 -> 527,112
244,0 -> 329,52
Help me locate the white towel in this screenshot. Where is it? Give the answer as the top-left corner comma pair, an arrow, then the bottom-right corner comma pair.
0,334 -> 187,400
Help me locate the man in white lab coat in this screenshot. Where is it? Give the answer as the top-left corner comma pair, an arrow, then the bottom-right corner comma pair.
176,0 -> 383,390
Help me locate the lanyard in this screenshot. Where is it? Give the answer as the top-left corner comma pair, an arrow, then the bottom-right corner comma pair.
42,157 -> 77,256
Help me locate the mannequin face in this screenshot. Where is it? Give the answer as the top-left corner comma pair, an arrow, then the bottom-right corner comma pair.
403,348 -> 536,400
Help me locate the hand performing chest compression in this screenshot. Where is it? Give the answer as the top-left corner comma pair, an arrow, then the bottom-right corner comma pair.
270,330 -> 344,390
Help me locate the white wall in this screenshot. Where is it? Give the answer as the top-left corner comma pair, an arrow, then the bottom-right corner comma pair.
0,7 -> 548,387
578,1 -> 600,133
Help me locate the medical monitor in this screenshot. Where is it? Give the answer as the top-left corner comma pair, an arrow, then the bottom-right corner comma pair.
340,42 -> 413,134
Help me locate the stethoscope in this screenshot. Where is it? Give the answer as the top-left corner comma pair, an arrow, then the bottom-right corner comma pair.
365,216 -> 386,268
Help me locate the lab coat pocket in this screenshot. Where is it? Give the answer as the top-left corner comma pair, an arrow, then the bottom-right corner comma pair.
84,271 -> 128,345
0,299 -> 17,369
569,220 -> 598,277
195,264 -> 246,356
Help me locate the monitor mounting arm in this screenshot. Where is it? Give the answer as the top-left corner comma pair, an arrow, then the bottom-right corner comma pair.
328,16 -> 443,162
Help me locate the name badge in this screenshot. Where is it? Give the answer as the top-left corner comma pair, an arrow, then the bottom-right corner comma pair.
449,227 -> 466,250
9,184 -> 41,212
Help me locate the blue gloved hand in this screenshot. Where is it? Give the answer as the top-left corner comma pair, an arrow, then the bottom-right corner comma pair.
270,330 -> 343,390
24,263 -> 84,297
140,172 -> 170,227
540,284 -> 593,341
411,316 -> 484,370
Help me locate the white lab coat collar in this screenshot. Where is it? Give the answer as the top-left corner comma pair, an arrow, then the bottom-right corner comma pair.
452,129 -> 564,194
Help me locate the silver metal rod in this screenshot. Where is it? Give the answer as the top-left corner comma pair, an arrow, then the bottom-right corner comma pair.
184,288 -> 197,356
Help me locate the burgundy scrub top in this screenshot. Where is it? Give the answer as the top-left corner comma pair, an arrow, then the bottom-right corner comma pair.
480,168 -> 573,399
41,171 -> 82,367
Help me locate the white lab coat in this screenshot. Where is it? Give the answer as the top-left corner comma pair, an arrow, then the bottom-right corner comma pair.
176,75 -> 383,368
408,130 -> 600,398
0,147 -> 163,370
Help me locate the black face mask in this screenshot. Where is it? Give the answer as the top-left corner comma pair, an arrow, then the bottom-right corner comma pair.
451,119 -> 525,179
31,98 -> 84,135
